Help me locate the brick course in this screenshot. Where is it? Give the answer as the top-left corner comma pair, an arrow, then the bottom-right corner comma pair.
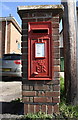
22,91 -> 36,96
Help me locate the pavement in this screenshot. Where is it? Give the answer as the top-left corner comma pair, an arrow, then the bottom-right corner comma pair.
0,81 -> 22,102
0,80 -> 23,115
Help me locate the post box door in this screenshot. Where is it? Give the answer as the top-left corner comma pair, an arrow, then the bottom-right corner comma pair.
28,22 -> 53,80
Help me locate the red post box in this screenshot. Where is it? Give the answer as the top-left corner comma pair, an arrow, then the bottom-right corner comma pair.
28,22 -> 53,80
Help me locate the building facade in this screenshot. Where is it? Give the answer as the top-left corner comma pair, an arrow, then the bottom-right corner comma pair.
0,17 -> 21,58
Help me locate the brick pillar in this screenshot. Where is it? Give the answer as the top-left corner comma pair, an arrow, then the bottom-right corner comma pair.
18,5 -> 63,114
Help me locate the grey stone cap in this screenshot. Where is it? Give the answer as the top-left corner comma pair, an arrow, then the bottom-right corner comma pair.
17,4 -> 64,11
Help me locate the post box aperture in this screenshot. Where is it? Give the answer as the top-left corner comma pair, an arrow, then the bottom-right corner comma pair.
28,22 -> 53,80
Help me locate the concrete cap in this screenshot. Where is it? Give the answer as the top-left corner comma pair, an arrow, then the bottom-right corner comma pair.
17,4 -> 64,11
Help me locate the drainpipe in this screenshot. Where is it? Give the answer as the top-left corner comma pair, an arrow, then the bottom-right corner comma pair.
5,18 -> 7,54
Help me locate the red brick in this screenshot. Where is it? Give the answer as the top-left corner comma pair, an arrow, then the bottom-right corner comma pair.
47,105 -> 52,114
23,85 -> 29,90
29,13 -> 33,17
54,72 -> 60,77
54,66 -> 60,72
22,29 -> 28,35
35,81 -> 44,84
22,71 -> 28,78
34,97 -> 52,103
22,35 -> 28,42
52,23 -> 59,28
44,80 -> 53,85
24,104 -> 28,114
35,105 -> 41,113
30,97 -> 34,102
34,85 -> 43,90
53,85 -> 60,91
45,18 -> 51,21
29,85 -> 34,91
53,97 -> 60,103
53,53 -> 60,59
22,91 -> 36,96
42,105 -> 46,113
53,14 -> 59,18
44,80 -> 59,85
37,91 -> 45,96
22,60 -> 28,67
43,85 -> 49,90
22,19 -> 36,23
22,54 -> 28,60
22,66 -> 28,71
21,47 -> 28,53
33,12 -> 46,17
52,80 -> 60,85
23,97 -> 30,102
52,35 -> 59,41
46,97 -> 52,103
34,85 -> 49,90
29,104 -> 34,113
21,41 -> 28,47
54,41 -> 59,47
34,97 -> 46,103
52,29 -> 59,35
22,78 -> 28,84
22,23 -> 28,29
53,104 -> 59,113
46,92 -> 60,97
54,59 -> 60,65
22,13 -> 29,17
54,47 -> 60,53
37,18 -> 44,21
52,18 -> 59,22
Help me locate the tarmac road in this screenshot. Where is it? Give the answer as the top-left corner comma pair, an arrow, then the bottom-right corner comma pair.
0,79 -> 22,102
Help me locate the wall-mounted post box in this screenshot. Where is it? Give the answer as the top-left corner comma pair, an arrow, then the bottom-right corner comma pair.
28,22 -> 53,80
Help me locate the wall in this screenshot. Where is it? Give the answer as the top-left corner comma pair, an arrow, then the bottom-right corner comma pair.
10,22 -> 21,54
0,18 -> 21,58
22,12 -> 60,114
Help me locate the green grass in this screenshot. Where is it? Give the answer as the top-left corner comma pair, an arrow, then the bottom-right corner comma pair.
21,111 -> 53,120
60,76 -> 66,101
59,76 -> 78,119
59,102 -> 78,118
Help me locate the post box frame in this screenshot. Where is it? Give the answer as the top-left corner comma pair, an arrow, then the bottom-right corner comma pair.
28,21 -> 53,80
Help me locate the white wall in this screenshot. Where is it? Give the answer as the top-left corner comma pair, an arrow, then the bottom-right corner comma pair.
10,23 -> 21,54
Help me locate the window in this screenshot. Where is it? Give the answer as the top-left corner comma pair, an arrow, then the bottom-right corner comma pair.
18,43 -> 21,50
